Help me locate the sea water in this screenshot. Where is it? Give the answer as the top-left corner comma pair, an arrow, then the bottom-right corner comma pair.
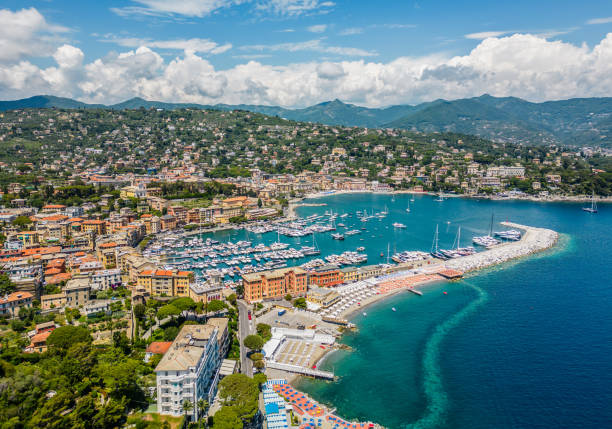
291,193 -> 612,428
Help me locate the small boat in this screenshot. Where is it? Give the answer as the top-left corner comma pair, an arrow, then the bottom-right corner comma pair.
380,252 -> 384,257
362,312 -> 367,316
393,222 -> 406,228
392,307 -> 396,312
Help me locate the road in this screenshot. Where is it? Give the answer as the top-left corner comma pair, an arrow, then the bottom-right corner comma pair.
237,299 -> 253,377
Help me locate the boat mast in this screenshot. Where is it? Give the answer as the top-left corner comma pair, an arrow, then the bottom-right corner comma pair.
489,212 -> 494,237
456,226 -> 461,250
387,242 -> 390,264
431,224 -> 439,253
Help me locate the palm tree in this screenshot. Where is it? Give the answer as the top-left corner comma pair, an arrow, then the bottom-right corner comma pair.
197,398 -> 209,427
182,399 -> 194,421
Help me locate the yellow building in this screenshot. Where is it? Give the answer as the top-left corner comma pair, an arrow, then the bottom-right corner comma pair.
137,269 -> 194,297
82,220 -> 107,235
16,231 -> 42,247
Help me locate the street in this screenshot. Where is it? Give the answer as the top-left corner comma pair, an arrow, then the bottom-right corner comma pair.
237,299 -> 253,377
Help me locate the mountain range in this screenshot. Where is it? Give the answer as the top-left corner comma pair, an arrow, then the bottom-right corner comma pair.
1,94 -> 611,148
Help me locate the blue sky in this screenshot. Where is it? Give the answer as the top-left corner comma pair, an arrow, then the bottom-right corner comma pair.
1,0 -> 612,106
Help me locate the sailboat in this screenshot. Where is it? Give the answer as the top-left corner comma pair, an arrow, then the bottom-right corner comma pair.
430,224 -> 447,259
406,199 -> 411,213
435,190 -> 444,202
582,192 -> 598,213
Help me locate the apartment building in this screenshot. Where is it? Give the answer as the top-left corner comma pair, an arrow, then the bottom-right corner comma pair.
137,269 -> 194,297
90,269 -> 122,291
242,267 -> 308,303
0,291 -> 33,318
156,324 -> 222,418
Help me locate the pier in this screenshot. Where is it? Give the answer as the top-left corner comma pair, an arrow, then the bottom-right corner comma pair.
409,289 -> 423,296
266,361 -> 335,380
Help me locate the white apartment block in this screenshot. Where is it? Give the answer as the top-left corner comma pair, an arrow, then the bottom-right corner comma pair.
486,165 -> 525,178
155,324 -> 222,419
90,269 -> 122,291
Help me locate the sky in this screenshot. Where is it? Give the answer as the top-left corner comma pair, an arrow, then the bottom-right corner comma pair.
1,0 -> 612,107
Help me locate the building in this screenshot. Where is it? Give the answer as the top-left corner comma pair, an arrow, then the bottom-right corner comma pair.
65,278 -> 91,308
486,165 -> 525,178
0,291 -> 33,318
189,282 -> 224,304
306,288 -> 341,308
82,219 -> 107,235
207,317 -> 230,359
90,269 -> 122,291
308,264 -> 343,288
242,267 -> 308,303
145,341 -> 173,363
137,269 -> 194,297
156,324 -> 222,418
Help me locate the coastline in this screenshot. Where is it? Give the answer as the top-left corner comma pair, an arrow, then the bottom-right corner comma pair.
290,220 -> 559,385
301,189 -> 612,204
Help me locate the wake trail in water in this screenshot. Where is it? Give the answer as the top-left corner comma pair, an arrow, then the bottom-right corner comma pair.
403,282 -> 489,429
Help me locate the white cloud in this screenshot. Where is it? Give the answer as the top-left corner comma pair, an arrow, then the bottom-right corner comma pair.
103,37 -> 232,54
587,17 -> 612,25
3,28 -> 612,109
0,7 -> 69,62
465,30 -> 511,40
339,27 -> 363,36
307,24 -> 327,33
112,0 -> 245,18
242,39 -> 377,57
257,0 -> 335,16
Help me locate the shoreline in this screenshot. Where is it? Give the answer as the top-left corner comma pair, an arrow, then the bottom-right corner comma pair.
290,220 -> 558,386
301,189 -> 612,204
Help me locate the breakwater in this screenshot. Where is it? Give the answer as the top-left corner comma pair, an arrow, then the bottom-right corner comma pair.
444,222 -> 558,273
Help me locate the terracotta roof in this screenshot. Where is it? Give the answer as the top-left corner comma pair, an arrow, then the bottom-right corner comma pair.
154,270 -> 173,277
46,272 -> 72,284
30,331 -> 52,344
145,341 -> 173,355
43,204 -> 67,209
99,242 -> 117,248
83,220 -> 105,225
0,291 -> 33,304
139,270 -> 153,276
42,214 -> 69,222
45,268 -> 62,275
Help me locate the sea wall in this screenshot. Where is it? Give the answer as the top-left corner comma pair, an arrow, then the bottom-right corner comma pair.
445,222 -> 558,273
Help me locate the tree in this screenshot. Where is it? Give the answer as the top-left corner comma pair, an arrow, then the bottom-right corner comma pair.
253,360 -> 265,370
47,325 -> 92,351
217,374 -> 259,421
293,297 -> 307,309
249,353 -> 264,361
207,299 -> 226,313
171,297 -> 196,312
133,303 -> 146,320
157,304 -> 181,320
11,215 -> 32,228
284,294 -> 292,302
0,273 -> 15,295
211,406 -> 242,429
252,372 -> 267,387
243,334 -> 264,351
183,400 -> 194,419
197,398 -> 209,426
227,294 -> 237,306
256,323 -> 271,341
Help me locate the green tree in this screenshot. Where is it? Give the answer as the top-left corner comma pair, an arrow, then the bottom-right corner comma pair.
0,273 -> 15,295
217,374 -> 259,421
197,398 -> 209,426
133,303 -> 146,320
47,325 -> 92,351
207,300 -> 226,313
211,406 -> 242,429
11,215 -> 32,228
293,297 -> 307,309
170,297 -> 196,312
157,304 -> 181,320
243,334 -> 264,351
183,399 -> 194,419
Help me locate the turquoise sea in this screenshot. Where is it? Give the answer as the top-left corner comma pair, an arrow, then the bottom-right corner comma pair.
283,193 -> 612,429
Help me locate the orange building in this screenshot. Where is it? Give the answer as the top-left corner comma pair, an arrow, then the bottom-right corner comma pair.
137,269 -> 193,297
308,264 -> 343,288
242,267 -> 308,303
